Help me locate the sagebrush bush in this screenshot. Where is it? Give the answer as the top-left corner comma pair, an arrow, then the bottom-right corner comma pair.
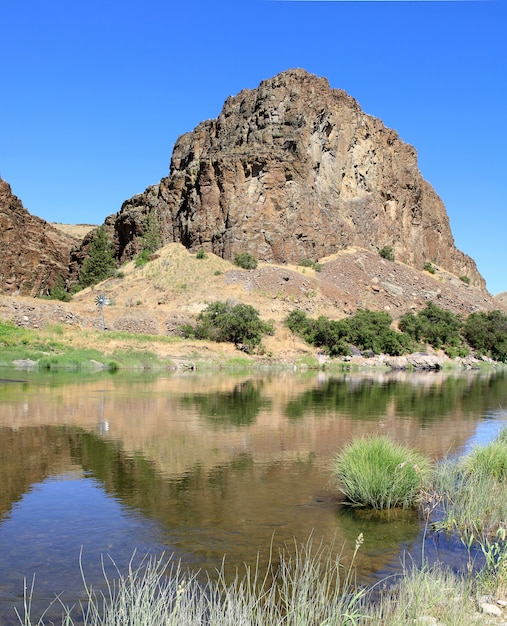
332,436 -> 431,509
379,245 -> 395,261
423,261 -> 436,274
233,252 -> 258,270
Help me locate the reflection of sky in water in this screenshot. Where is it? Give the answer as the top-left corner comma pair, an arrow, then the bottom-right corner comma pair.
458,409 -> 507,455
0,475 -> 168,624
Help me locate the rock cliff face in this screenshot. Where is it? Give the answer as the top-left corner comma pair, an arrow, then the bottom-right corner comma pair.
113,69 -> 485,290
0,178 -> 75,296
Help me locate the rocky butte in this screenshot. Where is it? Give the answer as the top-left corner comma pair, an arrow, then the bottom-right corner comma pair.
106,68 -> 484,290
0,178 -> 76,296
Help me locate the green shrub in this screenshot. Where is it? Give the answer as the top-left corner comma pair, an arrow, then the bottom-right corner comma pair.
460,275 -> 471,285
135,249 -> 151,267
181,300 -> 273,353
332,436 -> 431,509
379,246 -> 395,261
399,302 -> 464,354
423,261 -> 436,274
345,309 -> 413,355
196,249 -> 208,259
463,310 -> 507,362
286,309 -> 414,357
285,310 -> 350,356
298,259 -> 323,272
46,276 -> 71,301
233,252 -> 258,270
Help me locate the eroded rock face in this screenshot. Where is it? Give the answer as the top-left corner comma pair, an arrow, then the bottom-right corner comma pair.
113,69 -> 485,290
0,178 -> 75,296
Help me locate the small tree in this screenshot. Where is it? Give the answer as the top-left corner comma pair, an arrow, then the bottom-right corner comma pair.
181,300 -> 273,353
135,210 -> 162,267
79,226 -> 117,288
464,310 -> 507,361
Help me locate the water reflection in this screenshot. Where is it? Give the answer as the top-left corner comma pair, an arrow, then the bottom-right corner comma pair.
0,368 -> 506,623
182,379 -> 272,426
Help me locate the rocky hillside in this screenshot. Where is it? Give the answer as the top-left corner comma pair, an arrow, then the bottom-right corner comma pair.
0,178 -> 76,296
0,243 -> 501,343
105,69 -> 484,290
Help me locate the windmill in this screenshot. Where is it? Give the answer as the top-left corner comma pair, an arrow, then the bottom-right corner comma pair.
95,294 -> 110,331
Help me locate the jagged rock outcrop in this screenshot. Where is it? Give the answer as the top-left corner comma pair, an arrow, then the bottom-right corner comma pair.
0,178 -> 75,296
110,69 -> 485,290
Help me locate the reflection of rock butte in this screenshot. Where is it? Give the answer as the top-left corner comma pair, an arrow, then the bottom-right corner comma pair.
0,371 -> 500,480
0,370 -> 504,593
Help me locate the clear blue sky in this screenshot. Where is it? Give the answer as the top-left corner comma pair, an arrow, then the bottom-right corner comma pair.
1,0 -> 505,293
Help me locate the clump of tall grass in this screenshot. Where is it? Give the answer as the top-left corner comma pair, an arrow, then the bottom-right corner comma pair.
332,436 -> 432,509
462,438 -> 507,481
365,560 -> 478,625
433,426 -> 507,538
17,539 -> 369,626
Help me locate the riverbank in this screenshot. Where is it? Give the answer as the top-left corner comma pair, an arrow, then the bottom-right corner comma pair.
1,315 -> 504,374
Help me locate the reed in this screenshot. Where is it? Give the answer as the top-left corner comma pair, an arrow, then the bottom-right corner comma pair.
16,539 -> 369,626
16,538 -> 507,626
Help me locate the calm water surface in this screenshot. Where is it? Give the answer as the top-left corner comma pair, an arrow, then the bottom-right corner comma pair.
0,368 -> 506,623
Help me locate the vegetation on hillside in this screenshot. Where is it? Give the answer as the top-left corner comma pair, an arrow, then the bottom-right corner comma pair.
285,309 -> 414,356
233,252 -> 258,270
379,245 -> 395,261
135,209 -> 163,267
286,302 -> 507,361
180,300 -> 274,353
77,225 -> 117,288
463,310 -> 507,362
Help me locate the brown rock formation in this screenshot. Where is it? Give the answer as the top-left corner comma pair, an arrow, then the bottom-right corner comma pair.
0,178 -> 75,296
111,69 -> 485,290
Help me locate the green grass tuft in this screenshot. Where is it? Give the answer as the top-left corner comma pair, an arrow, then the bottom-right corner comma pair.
461,439 -> 507,481
332,436 -> 431,509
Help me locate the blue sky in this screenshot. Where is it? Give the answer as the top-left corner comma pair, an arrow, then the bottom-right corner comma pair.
1,0 -> 505,293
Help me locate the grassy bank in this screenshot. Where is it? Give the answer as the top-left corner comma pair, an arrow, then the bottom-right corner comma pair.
0,320 -> 260,372
1,319 -> 503,374
17,536 -> 507,626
